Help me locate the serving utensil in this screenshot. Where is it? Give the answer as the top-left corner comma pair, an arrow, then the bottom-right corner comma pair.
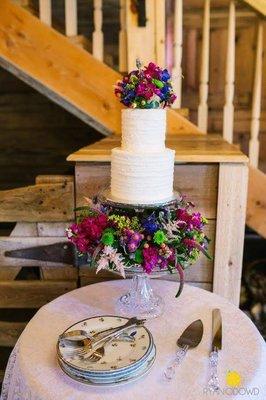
74,330 -> 138,363
70,317 -> 145,359
60,329 -> 136,349
164,319 -> 203,380
207,308 -> 222,392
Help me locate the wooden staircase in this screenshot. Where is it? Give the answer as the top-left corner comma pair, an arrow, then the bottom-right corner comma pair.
0,0 -> 201,137
243,0 -> 266,16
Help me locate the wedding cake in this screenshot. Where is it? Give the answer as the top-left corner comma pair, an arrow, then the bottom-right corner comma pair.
111,109 -> 175,204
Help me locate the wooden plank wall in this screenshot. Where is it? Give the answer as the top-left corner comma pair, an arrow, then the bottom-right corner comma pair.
0,67 -> 102,190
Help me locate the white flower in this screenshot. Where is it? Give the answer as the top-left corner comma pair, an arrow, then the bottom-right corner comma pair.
65,228 -> 73,238
96,246 -> 126,278
161,220 -> 182,240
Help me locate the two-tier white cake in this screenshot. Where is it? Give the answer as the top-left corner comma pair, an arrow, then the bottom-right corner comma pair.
111,109 -> 175,204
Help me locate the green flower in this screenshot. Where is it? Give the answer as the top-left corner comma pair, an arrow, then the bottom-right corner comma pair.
202,216 -> 208,225
101,231 -> 115,246
134,248 -> 143,264
189,249 -> 200,262
108,214 -> 141,232
152,78 -> 164,89
153,230 -> 167,245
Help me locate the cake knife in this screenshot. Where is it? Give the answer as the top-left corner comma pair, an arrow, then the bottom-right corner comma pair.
207,308 -> 222,392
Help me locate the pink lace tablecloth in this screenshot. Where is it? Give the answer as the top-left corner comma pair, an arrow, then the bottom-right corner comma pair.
1,280 -> 266,400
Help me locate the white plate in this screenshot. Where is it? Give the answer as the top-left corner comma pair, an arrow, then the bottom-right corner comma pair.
58,346 -> 156,387
57,316 -> 153,374
59,345 -> 156,382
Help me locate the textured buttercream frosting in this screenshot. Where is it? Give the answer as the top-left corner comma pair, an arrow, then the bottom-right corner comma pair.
121,109 -> 166,152
111,148 -> 175,203
111,109 -> 175,204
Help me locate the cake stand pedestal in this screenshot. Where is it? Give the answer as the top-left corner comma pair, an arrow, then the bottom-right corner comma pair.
97,191 -> 183,319
116,272 -> 165,319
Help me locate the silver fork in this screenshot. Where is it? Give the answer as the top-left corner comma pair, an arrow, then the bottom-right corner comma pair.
75,318 -> 145,359
60,329 -> 136,349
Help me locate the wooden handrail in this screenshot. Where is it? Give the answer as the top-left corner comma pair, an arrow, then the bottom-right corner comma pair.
243,0 -> 266,17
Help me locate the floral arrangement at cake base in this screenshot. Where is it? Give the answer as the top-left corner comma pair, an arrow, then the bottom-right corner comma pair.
66,198 -> 211,297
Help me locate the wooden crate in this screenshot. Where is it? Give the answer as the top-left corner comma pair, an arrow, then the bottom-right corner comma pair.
0,176 -> 78,348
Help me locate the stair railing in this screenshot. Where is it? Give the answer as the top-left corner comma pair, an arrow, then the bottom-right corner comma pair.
34,0 -> 263,168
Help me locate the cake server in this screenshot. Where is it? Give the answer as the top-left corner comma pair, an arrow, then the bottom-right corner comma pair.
207,308 -> 222,392
164,319 -> 204,380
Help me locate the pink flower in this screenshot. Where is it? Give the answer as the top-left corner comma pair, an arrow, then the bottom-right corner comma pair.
68,223 -> 80,235
167,247 -> 175,263
73,237 -> 89,253
144,62 -> 161,79
182,238 -> 196,249
176,209 -> 203,230
68,213 -> 109,255
97,214 -> 108,228
142,246 -> 159,273
136,82 -> 156,99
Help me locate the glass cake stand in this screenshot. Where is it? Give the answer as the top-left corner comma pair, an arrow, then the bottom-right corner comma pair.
97,190 -> 183,319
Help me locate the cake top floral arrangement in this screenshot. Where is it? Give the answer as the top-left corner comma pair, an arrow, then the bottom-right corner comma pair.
114,59 -> 176,109
67,199 -> 211,297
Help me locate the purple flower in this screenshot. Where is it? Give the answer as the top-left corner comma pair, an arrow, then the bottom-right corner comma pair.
128,242 -> 138,252
190,212 -> 203,229
161,69 -> 171,82
123,229 -> 143,252
176,208 -> 203,230
142,214 -> 159,234
123,89 -> 135,102
158,256 -> 168,269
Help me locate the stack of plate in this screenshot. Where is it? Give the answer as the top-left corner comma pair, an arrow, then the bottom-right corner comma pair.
57,315 -> 156,386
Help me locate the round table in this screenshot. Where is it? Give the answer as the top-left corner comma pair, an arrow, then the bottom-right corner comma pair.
1,280 -> 266,400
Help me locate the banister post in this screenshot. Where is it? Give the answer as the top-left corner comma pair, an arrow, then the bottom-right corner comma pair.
39,0 -> 52,26
93,0 -> 104,61
223,0 -> 236,143
65,0 -> 78,37
197,0 -> 210,133
172,0 -> 183,108
119,0 -> 127,72
249,20 -> 264,168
